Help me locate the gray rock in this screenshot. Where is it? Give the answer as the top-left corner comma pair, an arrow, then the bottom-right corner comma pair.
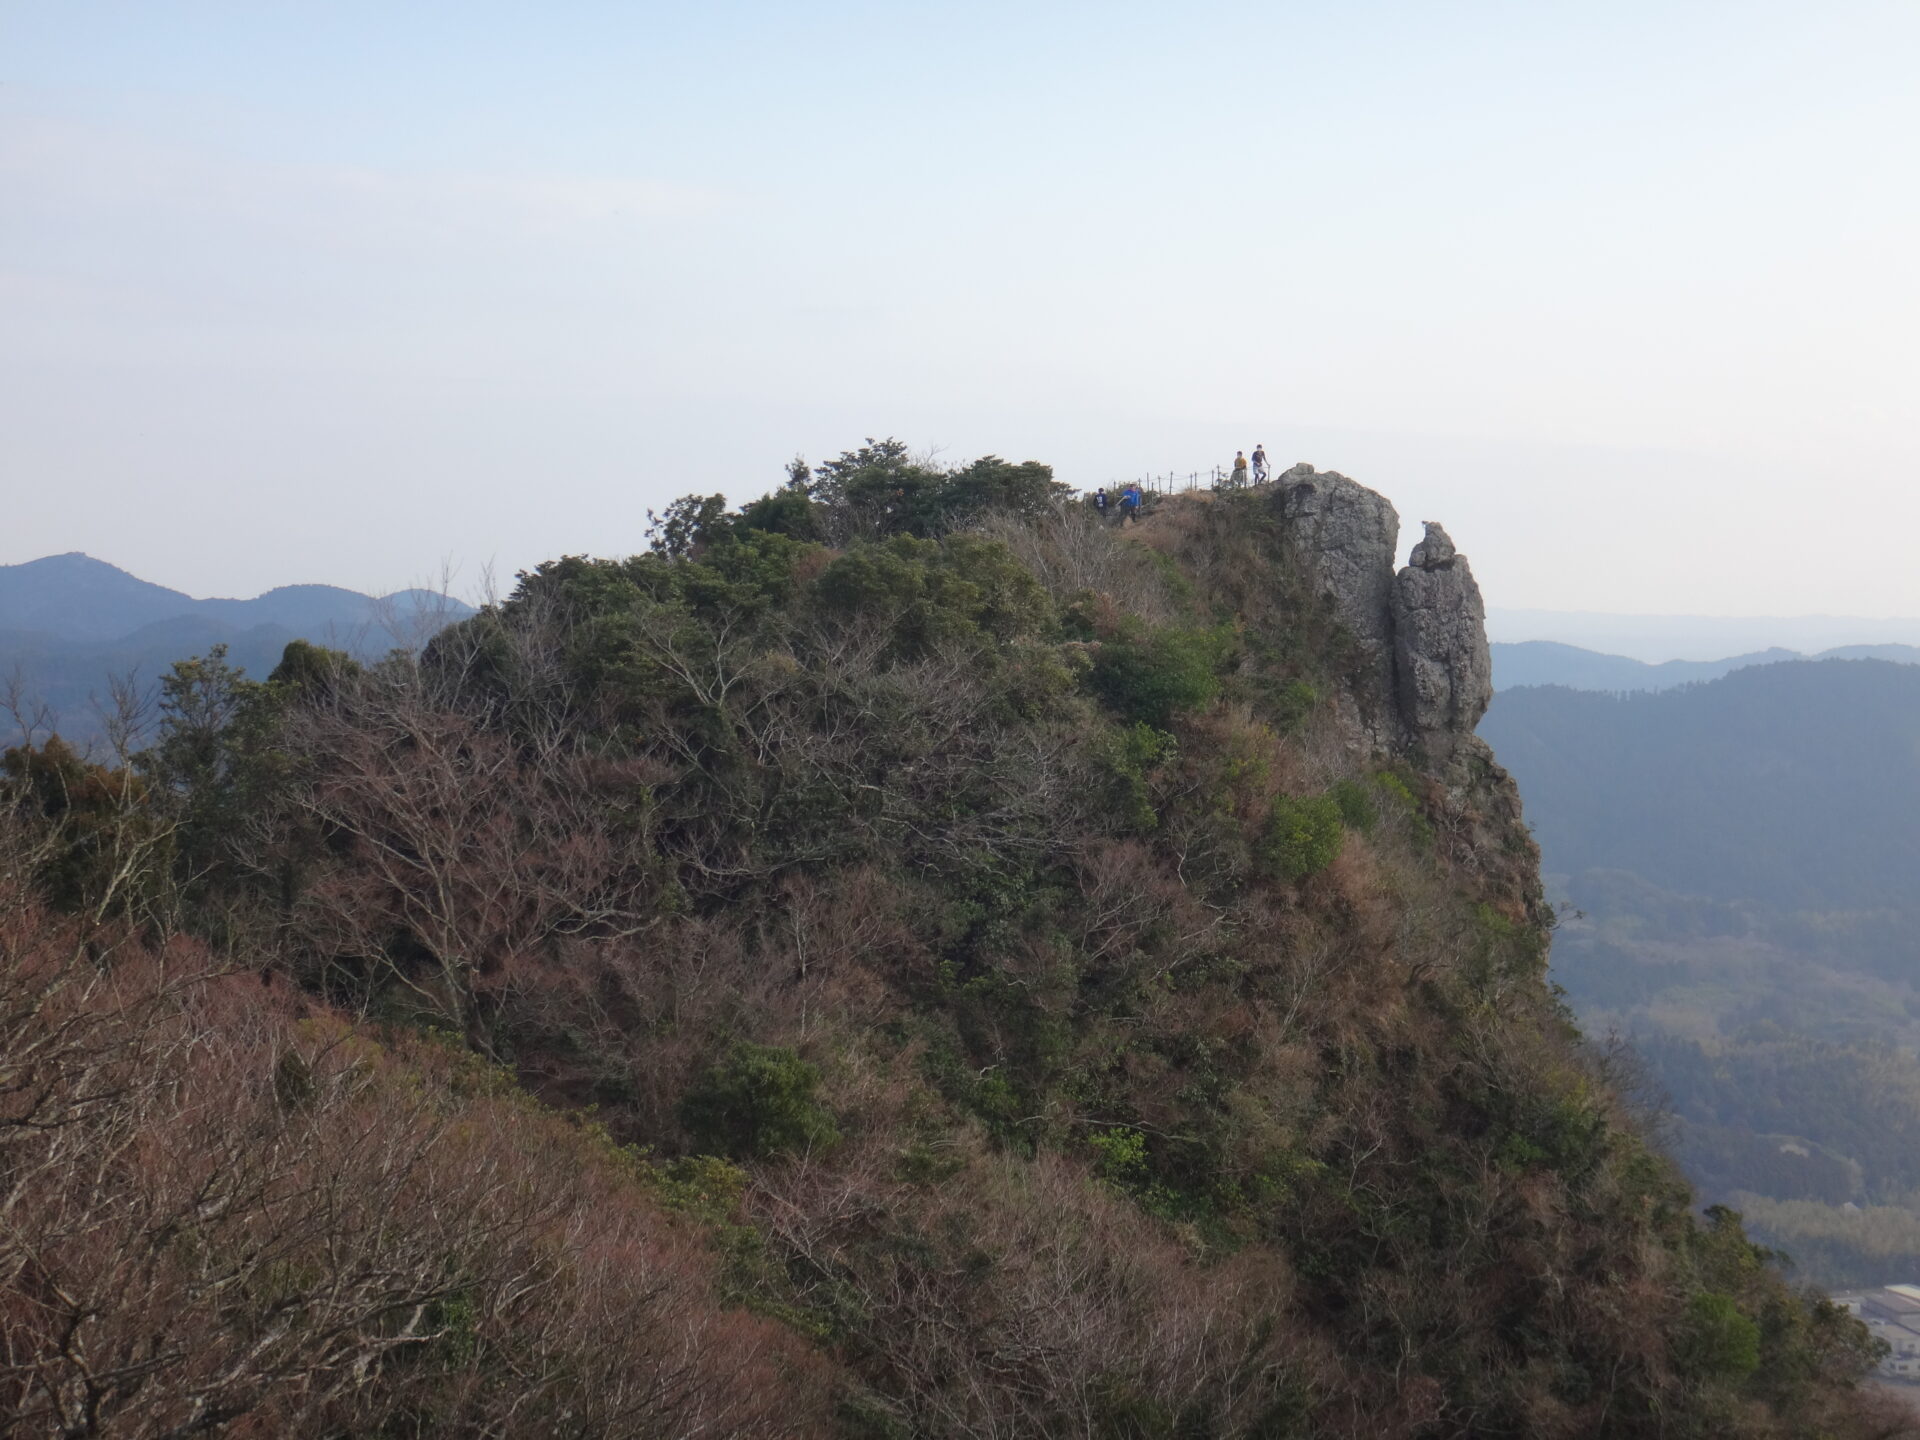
1407,521 -> 1456,570
1271,467 -> 1492,761
1276,465 -> 1400,710
1392,539 -> 1492,759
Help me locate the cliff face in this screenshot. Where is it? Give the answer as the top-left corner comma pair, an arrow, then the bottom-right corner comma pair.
1272,465 -> 1539,923
1275,463 -> 1492,764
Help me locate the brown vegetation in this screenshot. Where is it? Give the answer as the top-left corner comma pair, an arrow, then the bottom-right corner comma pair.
0,893 -> 832,1438
1,463 -> 1911,1437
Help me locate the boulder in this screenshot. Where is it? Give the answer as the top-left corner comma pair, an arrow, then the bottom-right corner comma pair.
1407,520 -> 1457,569
1392,527 -> 1493,759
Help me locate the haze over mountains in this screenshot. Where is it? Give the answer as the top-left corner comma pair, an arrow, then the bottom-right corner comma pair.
1492,639 -> 1920,692
1482,657 -> 1920,1286
0,552 -> 473,741
1489,608 -> 1920,662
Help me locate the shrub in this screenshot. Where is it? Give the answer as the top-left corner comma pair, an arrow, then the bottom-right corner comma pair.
1372,769 -> 1434,848
680,1043 -> 841,1159
1330,777 -> 1375,832
1675,1292 -> 1762,1380
1257,793 -> 1344,881
1089,1126 -> 1149,1184
269,639 -> 362,693
1096,722 -> 1176,832
1273,678 -> 1319,733
1089,621 -> 1233,728
815,534 -> 1053,655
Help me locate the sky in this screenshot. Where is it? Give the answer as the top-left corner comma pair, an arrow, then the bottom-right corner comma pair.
3,1 -> 1917,618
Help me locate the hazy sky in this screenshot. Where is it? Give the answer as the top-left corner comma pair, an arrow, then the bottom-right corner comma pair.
4,1 -> 1917,616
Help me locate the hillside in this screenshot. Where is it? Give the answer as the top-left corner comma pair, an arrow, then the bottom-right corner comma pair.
0,449 -> 1900,1438
1482,662 -> 1920,1287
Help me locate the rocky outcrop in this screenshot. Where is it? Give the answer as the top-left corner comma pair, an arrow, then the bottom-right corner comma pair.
1274,472 -> 1492,763
1391,522 -> 1492,761
1275,464 -> 1400,723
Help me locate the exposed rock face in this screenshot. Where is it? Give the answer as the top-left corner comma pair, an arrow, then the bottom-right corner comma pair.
1275,464 -> 1400,720
1406,519 -> 1455,569
1274,474 -> 1492,763
1392,522 -> 1493,759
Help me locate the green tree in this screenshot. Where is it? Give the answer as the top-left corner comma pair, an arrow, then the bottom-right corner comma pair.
1,736 -> 163,917
1675,1292 -> 1762,1380
679,1043 -> 840,1159
1257,793 -> 1344,881
1087,621 -> 1233,728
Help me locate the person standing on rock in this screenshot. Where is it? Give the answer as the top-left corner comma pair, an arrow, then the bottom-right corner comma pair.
1251,445 -> 1269,483
1229,452 -> 1249,488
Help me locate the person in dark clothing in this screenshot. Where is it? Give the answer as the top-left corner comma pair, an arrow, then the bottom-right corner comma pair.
1093,487 -> 1111,519
1251,445 -> 1269,483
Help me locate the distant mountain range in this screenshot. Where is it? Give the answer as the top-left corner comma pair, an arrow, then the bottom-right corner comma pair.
1481,657 -> 1920,1284
1487,607 -> 1920,662
1484,658 -> 1920,914
1492,639 -> 1920,692
0,552 -> 468,644
0,553 -> 474,745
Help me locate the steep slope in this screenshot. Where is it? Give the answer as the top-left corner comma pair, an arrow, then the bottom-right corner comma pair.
0,454 -> 1901,1438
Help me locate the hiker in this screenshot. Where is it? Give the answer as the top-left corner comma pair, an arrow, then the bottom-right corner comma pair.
1120,484 -> 1142,522
1251,444 -> 1268,483
1230,451 -> 1249,488
1093,487 -> 1112,520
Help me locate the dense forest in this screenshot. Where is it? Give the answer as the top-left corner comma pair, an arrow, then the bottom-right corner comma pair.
2,444 -> 1904,1437
1483,665 -> 1920,1289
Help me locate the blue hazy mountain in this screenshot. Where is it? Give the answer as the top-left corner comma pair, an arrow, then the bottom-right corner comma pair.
0,553 -> 474,744
1491,638 -> 1920,692
0,552 -> 468,645
1486,607 -> 1920,662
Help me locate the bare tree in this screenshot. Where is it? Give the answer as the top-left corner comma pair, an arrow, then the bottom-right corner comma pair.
0,892 -> 834,1439
258,671 -> 663,1050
